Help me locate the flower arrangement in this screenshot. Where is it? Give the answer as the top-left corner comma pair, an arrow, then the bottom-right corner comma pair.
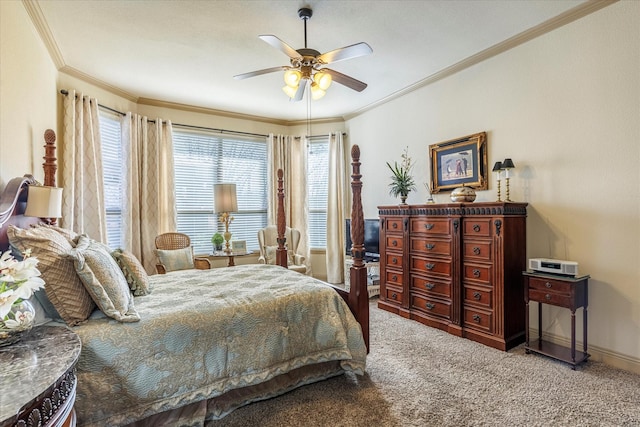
386,146 -> 416,203
0,249 -> 44,329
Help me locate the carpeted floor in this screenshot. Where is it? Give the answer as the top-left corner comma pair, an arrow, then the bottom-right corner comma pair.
208,299 -> 640,426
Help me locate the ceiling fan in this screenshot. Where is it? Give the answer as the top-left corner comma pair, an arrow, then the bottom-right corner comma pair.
233,7 -> 372,101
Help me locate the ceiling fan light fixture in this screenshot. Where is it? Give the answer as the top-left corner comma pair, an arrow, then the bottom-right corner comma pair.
310,84 -> 326,100
283,69 -> 302,87
313,71 -> 332,91
282,84 -> 299,98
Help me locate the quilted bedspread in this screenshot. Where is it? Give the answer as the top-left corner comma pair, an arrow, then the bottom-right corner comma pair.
70,264 -> 366,426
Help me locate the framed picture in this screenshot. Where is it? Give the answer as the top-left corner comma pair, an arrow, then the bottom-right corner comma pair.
429,132 -> 488,193
231,240 -> 247,254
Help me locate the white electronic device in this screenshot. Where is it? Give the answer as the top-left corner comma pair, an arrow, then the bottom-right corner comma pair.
529,258 -> 579,277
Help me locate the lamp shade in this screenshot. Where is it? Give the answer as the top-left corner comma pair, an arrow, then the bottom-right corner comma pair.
25,185 -> 63,218
492,161 -> 503,172
502,158 -> 515,169
214,183 -> 237,213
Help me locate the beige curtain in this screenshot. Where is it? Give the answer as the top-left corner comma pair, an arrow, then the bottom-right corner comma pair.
267,134 -> 310,275
325,132 -> 348,283
121,114 -> 177,274
60,91 -> 107,242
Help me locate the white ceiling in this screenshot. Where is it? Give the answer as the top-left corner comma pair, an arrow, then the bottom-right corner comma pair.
36,0 -> 590,122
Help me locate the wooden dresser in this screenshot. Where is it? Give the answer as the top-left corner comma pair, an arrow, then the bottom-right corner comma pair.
378,202 -> 528,351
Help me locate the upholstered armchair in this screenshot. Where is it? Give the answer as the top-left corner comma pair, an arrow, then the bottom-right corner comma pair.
155,232 -> 211,274
257,225 -> 307,274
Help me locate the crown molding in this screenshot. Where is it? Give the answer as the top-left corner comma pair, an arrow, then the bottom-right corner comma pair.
22,0 -> 65,68
59,66 -> 139,103
343,0 -> 618,121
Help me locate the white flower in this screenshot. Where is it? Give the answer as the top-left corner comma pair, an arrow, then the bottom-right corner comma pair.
0,250 -> 44,320
3,309 -> 35,329
0,289 -> 20,319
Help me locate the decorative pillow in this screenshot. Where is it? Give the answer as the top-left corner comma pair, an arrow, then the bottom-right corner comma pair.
156,247 -> 194,272
264,245 -> 294,266
111,248 -> 151,296
7,225 -> 95,326
68,235 -> 140,323
33,223 -> 79,245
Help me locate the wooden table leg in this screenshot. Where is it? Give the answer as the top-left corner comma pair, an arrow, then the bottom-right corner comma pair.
228,255 -> 235,267
537,302 -> 542,341
571,309 -> 576,366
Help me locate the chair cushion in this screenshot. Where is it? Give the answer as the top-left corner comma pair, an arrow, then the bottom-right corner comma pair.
112,249 -> 151,296
264,245 -> 294,266
7,225 -> 95,326
156,246 -> 194,272
68,235 -> 140,323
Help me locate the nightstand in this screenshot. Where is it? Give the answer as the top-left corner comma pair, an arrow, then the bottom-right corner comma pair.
0,325 -> 81,426
523,271 -> 590,369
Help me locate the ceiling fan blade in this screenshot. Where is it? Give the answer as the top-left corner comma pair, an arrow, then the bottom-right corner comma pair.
292,80 -> 307,102
323,69 -> 368,92
259,35 -> 302,60
234,66 -> 287,80
317,42 -> 372,65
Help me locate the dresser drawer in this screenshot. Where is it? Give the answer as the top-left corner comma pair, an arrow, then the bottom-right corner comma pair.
463,307 -> 493,333
385,218 -> 404,233
463,219 -> 492,237
463,285 -> 492,309
411,257 -> 451,277
527,276 -> 572,295
385,252 -> 403,269
411,276 -> 451,299
463,240 -> 492,261
463,263 -> 492,285
384,269 -> 404,287
411,237 -> 451,257
384,286 -> 403,304
528,289 -> 573,308
411,294 -> 451,319
410,218 -> 450,235
385,235 -> 404,251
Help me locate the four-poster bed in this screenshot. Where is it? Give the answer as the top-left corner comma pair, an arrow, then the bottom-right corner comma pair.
0,130 -> 370,426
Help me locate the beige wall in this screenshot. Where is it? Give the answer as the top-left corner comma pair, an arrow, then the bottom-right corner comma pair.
2,1 -> 639,371
0,1 -> 58,186
347,1 -> 640,371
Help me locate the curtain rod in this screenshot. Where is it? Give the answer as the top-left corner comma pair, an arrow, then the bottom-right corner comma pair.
60,89 -> 268,138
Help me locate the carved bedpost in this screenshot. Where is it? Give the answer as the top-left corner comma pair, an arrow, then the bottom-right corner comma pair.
43,129 -> 57,187
276,169 -> 288,268
349,145 -> 369,352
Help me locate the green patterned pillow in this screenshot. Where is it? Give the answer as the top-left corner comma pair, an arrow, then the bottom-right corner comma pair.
111,249 -> 151,296
68,236 -> 140,323
156,247 -> 194,272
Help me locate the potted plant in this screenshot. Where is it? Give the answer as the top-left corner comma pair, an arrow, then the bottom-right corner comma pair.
211,233 -> 224,252
386,146 -> 416,205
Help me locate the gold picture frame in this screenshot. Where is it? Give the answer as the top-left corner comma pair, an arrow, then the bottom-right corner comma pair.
429,132 -> 488,193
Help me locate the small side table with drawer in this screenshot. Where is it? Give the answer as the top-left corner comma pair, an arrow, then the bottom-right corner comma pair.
522,271 -> 590,369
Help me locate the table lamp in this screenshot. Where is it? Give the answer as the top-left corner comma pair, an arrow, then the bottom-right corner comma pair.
501,158 -> 515,202
492,161 -> 503,202
24,184 -> 63,224
214,183 -> 237,253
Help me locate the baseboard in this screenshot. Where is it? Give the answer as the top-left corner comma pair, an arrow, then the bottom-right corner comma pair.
532,329 -> 640,374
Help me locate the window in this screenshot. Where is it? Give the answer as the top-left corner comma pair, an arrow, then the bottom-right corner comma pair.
99,109 -> 123,249
173,128 -> 268,255
307,138 -> 329,249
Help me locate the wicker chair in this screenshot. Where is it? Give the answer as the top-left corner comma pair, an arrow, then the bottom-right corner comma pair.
155,232 -> 211,274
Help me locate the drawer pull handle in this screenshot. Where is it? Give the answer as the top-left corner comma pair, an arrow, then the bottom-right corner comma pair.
473,269 -> 480,277
426,263 -> 435,270
425,303 -> 435,310
425,282 -> 435,290
545,294 -> 551,301
392,240 -> 398,246
425,223 -> 434,230
426,243 -> 435,250
473,247 -> 481,255
473,292 -> 481,300
473,224 -> 481,232
473,314 -> 481,322
391,292 -> 397,300
392,257 -> 398,264
392,274 -> 398,281
545,282 -> 552,288
392,223 -> 398,229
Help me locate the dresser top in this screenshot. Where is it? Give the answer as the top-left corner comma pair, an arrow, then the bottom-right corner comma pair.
0,325 -> 81,422
378,201 -> 528,216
